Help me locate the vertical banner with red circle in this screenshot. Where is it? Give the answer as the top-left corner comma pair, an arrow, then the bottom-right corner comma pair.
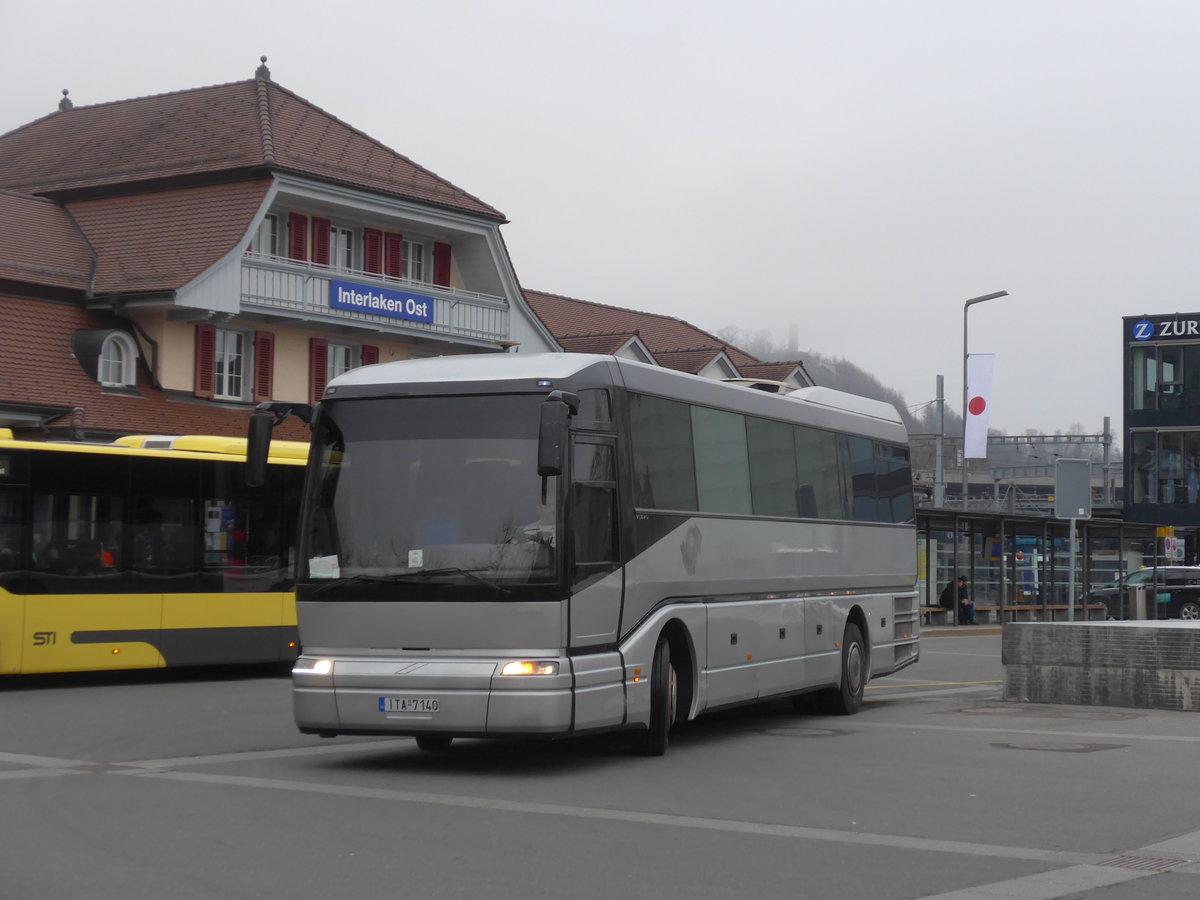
964,352 -> 995,459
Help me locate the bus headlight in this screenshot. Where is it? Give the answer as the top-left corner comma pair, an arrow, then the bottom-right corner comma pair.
293,657 -> 333,676
499,660 -> 559,676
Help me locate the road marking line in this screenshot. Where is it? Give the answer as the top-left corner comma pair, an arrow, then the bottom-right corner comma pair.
913,862 -> 1157,899
851,721 -> 1200,744
125,739 -> 410,770
125,767 -> 1096,867
868,680 -> 1002,690
0,751 -> 92,767
0,769 -> 83,782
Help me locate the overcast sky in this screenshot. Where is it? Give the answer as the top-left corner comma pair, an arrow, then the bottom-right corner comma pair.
4,0 -> 1197,435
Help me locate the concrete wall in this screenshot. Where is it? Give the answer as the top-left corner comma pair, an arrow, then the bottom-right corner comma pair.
1003,621 -> 1200,711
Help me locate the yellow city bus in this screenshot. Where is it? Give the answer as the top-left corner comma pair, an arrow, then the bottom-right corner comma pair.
0,431 -> 307,675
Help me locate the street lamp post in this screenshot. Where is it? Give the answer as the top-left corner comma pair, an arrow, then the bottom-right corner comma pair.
961,291 -> 1008,511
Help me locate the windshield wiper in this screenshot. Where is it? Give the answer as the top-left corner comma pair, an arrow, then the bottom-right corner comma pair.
313,573 -> 412,595
313,568 -> 512,598
399,567 -> 512,598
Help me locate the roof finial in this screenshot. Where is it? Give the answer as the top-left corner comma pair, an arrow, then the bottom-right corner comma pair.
58,88 -> 73,112
256,55 -> 270,81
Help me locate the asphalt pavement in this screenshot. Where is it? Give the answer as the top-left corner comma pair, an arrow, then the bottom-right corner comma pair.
3,633 -> 1200,899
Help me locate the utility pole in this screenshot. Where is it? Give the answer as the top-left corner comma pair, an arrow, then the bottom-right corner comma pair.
934,375 -> 945,507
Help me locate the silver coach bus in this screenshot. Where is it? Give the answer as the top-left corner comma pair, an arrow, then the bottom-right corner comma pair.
248,353 -> 919,755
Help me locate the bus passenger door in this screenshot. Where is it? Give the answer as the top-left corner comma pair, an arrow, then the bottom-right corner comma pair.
27,479 -> 156,674
0,485 -> 25,674
568,437 -> 622,647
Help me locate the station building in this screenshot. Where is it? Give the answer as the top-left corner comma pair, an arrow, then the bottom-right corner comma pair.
0,60 -> 816,444
0,59 -> 557,442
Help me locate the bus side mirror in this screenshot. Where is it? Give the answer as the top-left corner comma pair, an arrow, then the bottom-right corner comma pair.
537,391 -> 579,477
246,401 -> 314,487
246,410 -> 274,488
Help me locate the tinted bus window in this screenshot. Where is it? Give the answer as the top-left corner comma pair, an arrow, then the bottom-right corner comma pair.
0,488 -> 22,572
691,406 -> 751,515
747,416 -> 798,517
842,435 -> 878,522
630,395 -> 697,511
877,444 -> 914,523
795,426 -> 845,519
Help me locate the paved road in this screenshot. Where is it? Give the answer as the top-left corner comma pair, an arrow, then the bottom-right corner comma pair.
2,633 -> 1199,899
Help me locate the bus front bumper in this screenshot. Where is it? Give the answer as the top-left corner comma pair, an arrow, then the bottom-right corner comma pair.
292,653 -> 577,737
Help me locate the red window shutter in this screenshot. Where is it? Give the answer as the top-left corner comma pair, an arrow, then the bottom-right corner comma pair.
361,345 -> 379,366
433,241 -> 452,286
311,217 -> 331,266
194,324 -> 216,399
253,331 -> 275,402
288,213 -> 308,261
384,232 -> 403,278
363,228 -> 383,274
309,338 -> 329,405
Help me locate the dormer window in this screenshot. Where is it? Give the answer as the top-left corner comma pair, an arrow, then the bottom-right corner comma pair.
99,332 -> 138,387
248,214 -> 278,256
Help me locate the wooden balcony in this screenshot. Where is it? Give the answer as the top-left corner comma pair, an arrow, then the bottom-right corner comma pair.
241,254 -> 510,346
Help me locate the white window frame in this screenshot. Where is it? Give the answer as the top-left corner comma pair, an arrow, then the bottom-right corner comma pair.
214,328 -> 251,401
403,238 -> 426,282
327,342 -> 358,380
332,225 -> 355,270
98,332 -> 139,387
249,213 -> 278,256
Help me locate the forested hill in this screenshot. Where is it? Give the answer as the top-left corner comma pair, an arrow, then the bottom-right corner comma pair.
716,327 -> 956,438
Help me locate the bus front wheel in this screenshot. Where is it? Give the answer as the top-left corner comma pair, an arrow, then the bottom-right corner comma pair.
634,636 -> 676,756
828,623 -> 865,715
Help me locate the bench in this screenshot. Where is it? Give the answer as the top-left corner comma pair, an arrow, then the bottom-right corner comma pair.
922,603 -> 1108,626
921,606 -> 951,626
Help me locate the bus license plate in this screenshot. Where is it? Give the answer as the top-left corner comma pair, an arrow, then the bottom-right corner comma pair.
379,697 -> 440,713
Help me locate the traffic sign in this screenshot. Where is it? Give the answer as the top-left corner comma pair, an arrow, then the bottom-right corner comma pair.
1054,459 -> 1092,520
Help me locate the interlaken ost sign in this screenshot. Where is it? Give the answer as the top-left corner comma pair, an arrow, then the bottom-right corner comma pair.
329,280 -> 435,324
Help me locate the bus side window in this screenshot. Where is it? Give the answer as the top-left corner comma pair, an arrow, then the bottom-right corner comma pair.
31,491 -> 123,574
0,489 -> 23,572
134,498 -> 196,573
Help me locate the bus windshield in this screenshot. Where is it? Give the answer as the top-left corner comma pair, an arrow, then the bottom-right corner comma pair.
301,394 -> 557,586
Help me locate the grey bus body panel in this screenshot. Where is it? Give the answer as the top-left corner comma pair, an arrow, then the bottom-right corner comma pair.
618,515 -> 917,643
292,353 -> 919,742
569,568 -> 622,646
297,598 -> 567,652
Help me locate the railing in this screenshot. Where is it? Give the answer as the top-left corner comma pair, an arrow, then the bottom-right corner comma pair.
240,254 -> 510,344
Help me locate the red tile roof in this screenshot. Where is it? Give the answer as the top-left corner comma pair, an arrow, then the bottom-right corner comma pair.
738,362 -> 808,382
65,180 -> 270,293
0,294 -> 307,441
523,289 -> 759,367
0,190 -> 94,290
649,347 -> 733,375
0,77 -> 503,220
555,331 -> 648,356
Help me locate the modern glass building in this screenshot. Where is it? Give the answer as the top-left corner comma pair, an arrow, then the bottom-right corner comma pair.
1124,312 -> 1200,535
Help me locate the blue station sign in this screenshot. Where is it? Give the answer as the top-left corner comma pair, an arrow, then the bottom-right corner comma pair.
330,280 -> 435,324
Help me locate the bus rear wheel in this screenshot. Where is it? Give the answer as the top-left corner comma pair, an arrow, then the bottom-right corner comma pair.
827,623 -> 865,715
634,636 -> 676,756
